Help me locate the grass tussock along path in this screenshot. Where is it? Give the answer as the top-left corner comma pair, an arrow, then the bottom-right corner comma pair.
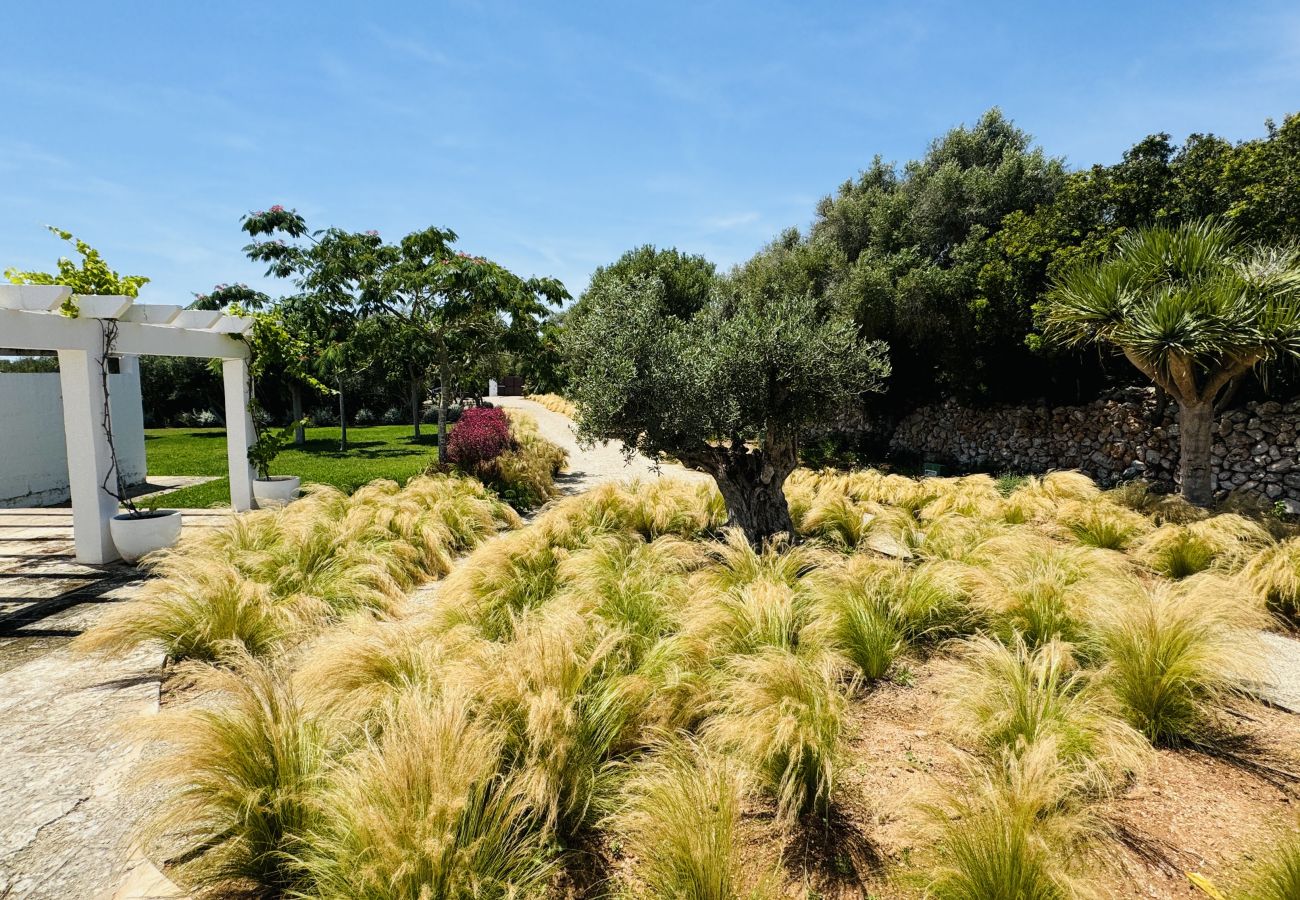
78,468 -> 1300,899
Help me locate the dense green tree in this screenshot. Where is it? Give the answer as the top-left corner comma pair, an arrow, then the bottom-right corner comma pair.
236,207 -> 380,450
1044,220 -> 1300,505
361,227 -> 568,462
578,245 -> 716,320
809,108 -> 1067,406
565,274 -> 888,544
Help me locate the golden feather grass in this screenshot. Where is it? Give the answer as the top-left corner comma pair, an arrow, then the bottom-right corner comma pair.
911,739 -> 1110,900
1134,513 -> 1274,579
938,635 -> 1148,794
1092,573 -> 1268,746
609,743 -> 747,900
1241,536 -> 1300,619
296,686 -> 555,899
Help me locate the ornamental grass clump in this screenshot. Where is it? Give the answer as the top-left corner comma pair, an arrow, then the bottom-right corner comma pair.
1055,499 -> 1153,550
963,534 -> 1134,649
1241,536 -> 1300,620
1094,574 -> 1267,746
76,474 -> 515,663
297,687 -> 555,900
143,654 -> 325,895
1135,513 -> 1273,579
558,534 -> 701,666
940,636 -> 1147,793
1237,821 -> 1300,900
527,392 -> 577,418
704,646 -> 845,821
914,740 -> 1107,900
610,744 -> 746,900
807,556 -> 970,680
475,603 -> 640,840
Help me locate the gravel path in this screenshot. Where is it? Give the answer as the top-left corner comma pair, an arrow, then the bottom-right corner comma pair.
492,395 -> 709,493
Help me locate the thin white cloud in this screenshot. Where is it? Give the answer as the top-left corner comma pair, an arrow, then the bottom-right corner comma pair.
702,211 -> 761,230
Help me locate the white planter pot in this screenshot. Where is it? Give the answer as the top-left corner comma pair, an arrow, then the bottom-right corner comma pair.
253,475 -> 301,508
110,510 -> 182,563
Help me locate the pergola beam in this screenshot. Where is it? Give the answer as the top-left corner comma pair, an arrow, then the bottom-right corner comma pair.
0,308 -> 250,359
0,296 -> 256,564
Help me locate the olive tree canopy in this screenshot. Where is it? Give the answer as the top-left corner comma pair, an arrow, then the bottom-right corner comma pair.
565,274 -> 889,544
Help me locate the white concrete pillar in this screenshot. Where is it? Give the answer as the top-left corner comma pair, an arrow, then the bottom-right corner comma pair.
222,358 -> 255,512
488,378 -> 498,397
57,349 -> 120,563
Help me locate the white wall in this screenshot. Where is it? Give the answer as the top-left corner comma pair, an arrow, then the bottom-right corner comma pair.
0,369 -> 146,508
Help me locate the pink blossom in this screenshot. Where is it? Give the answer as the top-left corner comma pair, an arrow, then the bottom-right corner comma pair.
270,205 -> 285,213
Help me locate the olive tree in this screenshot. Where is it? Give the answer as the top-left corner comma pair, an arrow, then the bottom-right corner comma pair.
565,275 -> 889,545
1044,220 -> 1300,505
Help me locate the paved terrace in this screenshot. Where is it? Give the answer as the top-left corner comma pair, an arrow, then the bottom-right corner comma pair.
0,508 -> 226,900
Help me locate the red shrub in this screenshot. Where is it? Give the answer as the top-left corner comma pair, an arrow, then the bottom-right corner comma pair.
446,406 -> 511,467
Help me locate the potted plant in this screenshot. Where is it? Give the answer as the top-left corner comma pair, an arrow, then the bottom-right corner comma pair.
109,499 -> 183,564
250,419 -> 305,507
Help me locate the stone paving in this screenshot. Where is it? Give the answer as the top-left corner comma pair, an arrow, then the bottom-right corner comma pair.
0,508 -> 225,899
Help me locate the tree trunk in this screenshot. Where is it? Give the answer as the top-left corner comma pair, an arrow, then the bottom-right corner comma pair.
1178,401 -> 1215,506
683,429 -> 799,547
410,374 -> 422,440
713,465 -> 796,546
437,345 -> 450,465
338,378 -> 348,452
290,382 -> 305,445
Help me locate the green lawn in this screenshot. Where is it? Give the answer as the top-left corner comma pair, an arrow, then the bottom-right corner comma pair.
144,424 -> 442,509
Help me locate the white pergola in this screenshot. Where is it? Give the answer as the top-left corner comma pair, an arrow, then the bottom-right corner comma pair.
0,284 -> 256,564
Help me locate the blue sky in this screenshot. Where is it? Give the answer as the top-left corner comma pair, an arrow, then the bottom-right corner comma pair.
3,1 -> 1298,305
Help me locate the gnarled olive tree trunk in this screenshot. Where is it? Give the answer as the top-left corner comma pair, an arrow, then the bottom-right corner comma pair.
680,428 -> 799,547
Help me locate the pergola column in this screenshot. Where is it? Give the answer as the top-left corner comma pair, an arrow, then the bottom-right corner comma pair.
222,358 -> 255,512
57,348 -> 120,564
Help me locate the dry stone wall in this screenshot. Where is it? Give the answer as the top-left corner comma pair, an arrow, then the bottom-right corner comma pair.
889,389 -> 1300,503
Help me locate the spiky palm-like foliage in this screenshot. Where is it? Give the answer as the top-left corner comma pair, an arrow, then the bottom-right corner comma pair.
704,647 -> 845,821
1135,514 -> 1272,579
1095,574 -> 1267,746
610,744 -> 746,900
297,687 -> 554,899
1044,220 -> 1300,504
941,636 -> 1147,792
145,655 -> 325,894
